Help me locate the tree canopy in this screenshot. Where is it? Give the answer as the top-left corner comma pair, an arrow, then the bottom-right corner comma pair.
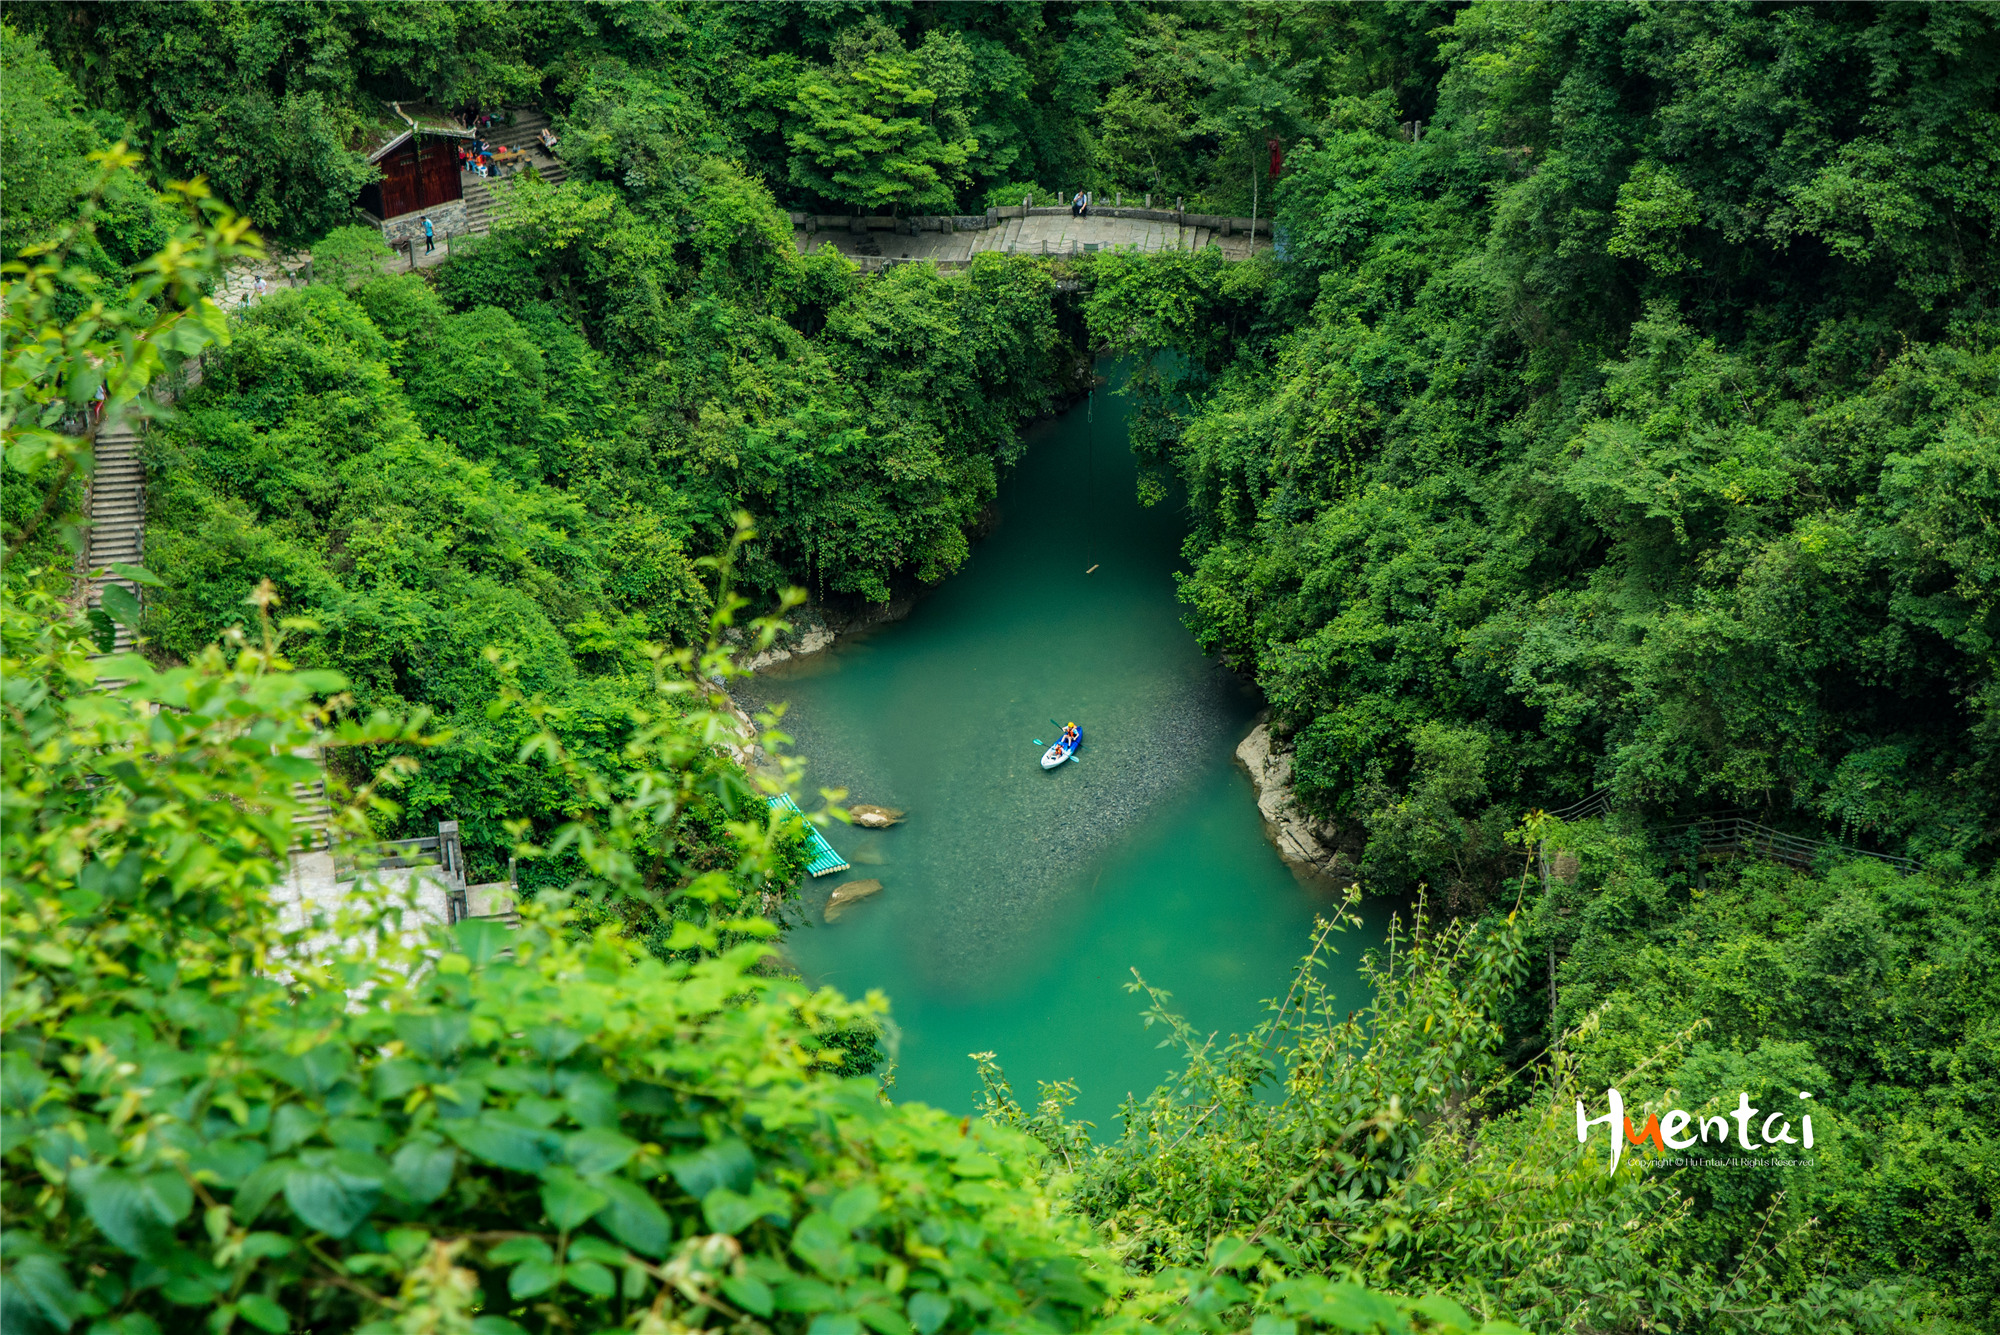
5,4 -> 1998,1332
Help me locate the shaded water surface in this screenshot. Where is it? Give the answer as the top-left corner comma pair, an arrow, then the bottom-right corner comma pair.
739,372 -> 1380,1128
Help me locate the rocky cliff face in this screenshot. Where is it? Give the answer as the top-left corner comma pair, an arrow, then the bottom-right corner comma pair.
1236,722 -> 1343,874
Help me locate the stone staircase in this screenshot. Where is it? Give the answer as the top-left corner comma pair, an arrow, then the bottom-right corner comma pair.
85,424 -> 144,652
86,418 -> 337,845
488,109 -> 551,152
463,179 -> 497,235
292,766 -> 335,851
460,107 -> 568,238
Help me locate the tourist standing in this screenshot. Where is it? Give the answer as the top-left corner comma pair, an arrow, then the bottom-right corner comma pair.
422,216 -> 435,254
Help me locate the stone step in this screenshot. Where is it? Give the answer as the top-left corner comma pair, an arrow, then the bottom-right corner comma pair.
488,110 -> 552,151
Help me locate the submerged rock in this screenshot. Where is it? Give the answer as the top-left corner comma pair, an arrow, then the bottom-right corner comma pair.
850,804 -> 905,828
1236,723 -> 1342,874
823,878 -> 884,922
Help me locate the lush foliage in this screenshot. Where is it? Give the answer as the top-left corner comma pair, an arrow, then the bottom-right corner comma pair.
8,4 -> 1472,229
10,6 -> 2000,1333
0,33 -> 1076,867
983,877 -> 1947,1332
1055,6 -> 2000,1328
1084,2 -> 2000,891
5,214 -> 1515,1335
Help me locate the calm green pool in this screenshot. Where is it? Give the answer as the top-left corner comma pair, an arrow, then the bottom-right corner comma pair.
740,369 -> 1381,1129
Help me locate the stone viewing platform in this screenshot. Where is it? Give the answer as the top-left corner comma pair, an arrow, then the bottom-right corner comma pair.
791,203 -> 1272,269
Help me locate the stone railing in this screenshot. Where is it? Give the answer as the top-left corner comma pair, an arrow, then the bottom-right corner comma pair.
789,207 -> 1274,238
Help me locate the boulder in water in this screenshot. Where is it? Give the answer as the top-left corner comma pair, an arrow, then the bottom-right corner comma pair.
850,804 -> 905,829
824,878 -> 883,922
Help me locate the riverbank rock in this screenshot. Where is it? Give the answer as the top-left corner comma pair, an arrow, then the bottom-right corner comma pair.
1236,723 -> 1342,873
851,804 -> 905,828
823,878 -> 883,922
736,606 -> 839,673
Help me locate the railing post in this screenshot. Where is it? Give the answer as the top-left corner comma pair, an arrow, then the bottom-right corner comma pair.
439,819 -> 468,923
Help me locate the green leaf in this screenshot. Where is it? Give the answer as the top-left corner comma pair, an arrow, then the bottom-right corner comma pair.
721,1275 -> 774,1317
1319,1284 -> 1405,1333
453,918 -> 512,967
702,1186 -> 757,1235
392,1012 -> 469,1063
283,1152 -> 385,1238
789,1212 -> 852,1279
270,1104 -> 322,1154
667,1138 -> 755,1197
471,1320 -> 529,1335
708,1183 -> 792,1239
163,1272 -> 224,1306
1406,1296 -> 1477,1332
858,1304 -> 913,1335
85,607 -> 117,654
239,1232 -> 297,1263
1250,1318 -> 1297,1335
236,1294 -> 290,1334
565,1235 -> 626,1266
775,1277 -> 841,1313
188,1139 -> 267,1184
488,1238 -> 553,1266
809,1315 -> 862,1335
443,1111 -> 560,1173
4,1251 -> 83,1327
540,1169 -> 610,1231
75,1168 -> 193,1259
592,1177 -> 670,1258
828,1183 -> 879,1230
389,1140 -> 457,1205
1208,1235 -> 1264,1272
233,1160 -> 292,1224
98,583 -> 142,631
509,1257 -> 560,1300
564,1261 -> 616,1298
564,1127 -> 639,1177
907,1291 -> 952,1335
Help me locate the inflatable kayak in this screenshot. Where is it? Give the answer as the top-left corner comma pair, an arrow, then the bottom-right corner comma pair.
1041,723 -> 1081,769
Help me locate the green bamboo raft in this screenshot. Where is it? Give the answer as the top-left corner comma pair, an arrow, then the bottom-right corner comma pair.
768,792 -> 850,877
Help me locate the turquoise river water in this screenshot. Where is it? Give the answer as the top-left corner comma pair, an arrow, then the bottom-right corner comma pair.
739,371 -> 1382,1130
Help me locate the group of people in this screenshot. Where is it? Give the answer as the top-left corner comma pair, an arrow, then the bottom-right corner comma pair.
1069,190 -> 1093,218
458,140 -> 504,178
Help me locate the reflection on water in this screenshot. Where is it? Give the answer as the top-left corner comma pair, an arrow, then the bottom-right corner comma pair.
737,370 -> 1382,1127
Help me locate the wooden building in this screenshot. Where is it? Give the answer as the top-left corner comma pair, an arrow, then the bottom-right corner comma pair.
357,104 -> 473,222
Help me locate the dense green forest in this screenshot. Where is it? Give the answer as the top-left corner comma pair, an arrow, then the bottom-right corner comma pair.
5,3 -> 1998,1334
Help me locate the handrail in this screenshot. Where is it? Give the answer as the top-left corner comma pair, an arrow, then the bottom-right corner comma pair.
1534,794 -> 1916,873
1544,790 -> 1612,823
1656,815 -> 1917,873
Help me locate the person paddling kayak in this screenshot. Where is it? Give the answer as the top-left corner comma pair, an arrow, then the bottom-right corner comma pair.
1042,721 -> 1082,769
